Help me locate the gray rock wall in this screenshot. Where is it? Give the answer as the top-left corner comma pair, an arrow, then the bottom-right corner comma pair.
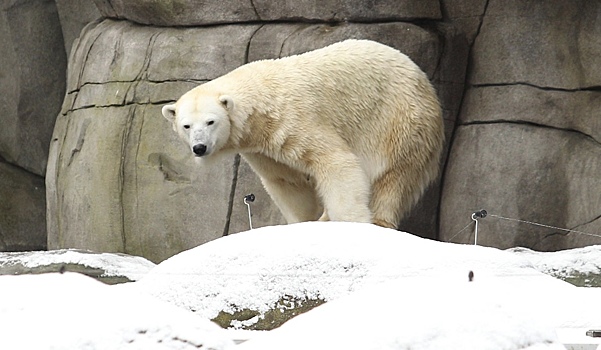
1,0 -> 599,261
0,0 -> 67,250
439,0 -> 601,249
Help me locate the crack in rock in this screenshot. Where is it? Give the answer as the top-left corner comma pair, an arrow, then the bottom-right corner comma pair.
117,106 -> 137,251
66,119 -> 90,167
223,154 -> 241,237
460,120 -> 600,147
472,82 -> 601,93
249,0 -> 261,21
572,214 -> 601,232
69,79 -> 208,95
62,100 -> 175,116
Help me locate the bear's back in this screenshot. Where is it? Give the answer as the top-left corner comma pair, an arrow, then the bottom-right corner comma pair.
213,39 -> 442,175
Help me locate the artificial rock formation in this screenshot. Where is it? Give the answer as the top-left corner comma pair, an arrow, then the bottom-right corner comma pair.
0,0 -> 67,250
439,0 -> 601,249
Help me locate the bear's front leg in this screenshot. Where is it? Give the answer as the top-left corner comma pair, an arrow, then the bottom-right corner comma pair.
241,153 -> 323,223
312,152 -> 373,224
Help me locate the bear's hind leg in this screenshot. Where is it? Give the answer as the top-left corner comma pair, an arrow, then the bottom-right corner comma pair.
370,167 -> 422,230
318,210 -> 329,221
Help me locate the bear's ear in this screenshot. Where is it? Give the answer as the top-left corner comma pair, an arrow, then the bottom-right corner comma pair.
219,95 -> 234,111
162,104 -> 177,123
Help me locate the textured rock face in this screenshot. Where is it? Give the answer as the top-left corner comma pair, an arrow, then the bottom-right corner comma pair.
0,161 -> 46,251
91,0 -> 441,26
0,0 -> 66,176
55,0 -> 101,52
470,0 -> 601,89
0,0 -> 67,250
47,21 -> 258,262
439,0 -> 601,249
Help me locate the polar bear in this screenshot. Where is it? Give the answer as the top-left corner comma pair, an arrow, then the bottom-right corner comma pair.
162,39 -> 444,229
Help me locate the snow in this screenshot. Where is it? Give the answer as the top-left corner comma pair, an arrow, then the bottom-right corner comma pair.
3,221 -> 601,349
0,272 -> 234,350
127,222 -> 543,322
126,221 -> 601,349
237,277 -> 568,350
509,246 -> 601,278
0,249 -> 156,281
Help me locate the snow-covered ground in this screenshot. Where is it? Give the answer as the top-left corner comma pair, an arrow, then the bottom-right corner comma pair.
1,221 -> 601,349
0,249 -> 156,281
0,272 -> 234,350
509,246 -> 601,286
127,222 -> 542,322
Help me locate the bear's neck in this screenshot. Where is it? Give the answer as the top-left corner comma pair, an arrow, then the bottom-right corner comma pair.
219,64 -> 282,154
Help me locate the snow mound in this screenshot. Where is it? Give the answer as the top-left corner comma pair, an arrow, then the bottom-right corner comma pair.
128,221 -> 561,329
6,222 -> 600,350
0,273 -> 234,350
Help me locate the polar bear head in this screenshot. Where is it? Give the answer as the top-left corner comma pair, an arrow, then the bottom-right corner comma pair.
162,92 -> 234,159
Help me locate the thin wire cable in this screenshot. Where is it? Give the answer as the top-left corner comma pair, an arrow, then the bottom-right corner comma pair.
446,221 -> 474,243
447,212 -> 601,243
489,214 -> 601,240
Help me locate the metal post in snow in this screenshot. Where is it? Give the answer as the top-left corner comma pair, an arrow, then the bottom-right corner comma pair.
244,194 -> 255,230
471,209 -> 487,245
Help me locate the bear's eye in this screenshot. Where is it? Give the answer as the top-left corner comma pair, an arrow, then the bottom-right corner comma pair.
207,120 -> 215,126
183,125 -> 190,129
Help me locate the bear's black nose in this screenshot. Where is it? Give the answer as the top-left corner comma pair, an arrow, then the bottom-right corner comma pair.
192,144 -> 207,157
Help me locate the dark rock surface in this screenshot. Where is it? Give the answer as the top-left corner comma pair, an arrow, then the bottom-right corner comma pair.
0,0 -> 66,251
91,0 -> 441,26
0,0 -> 66,176
0,160 -> 46,251
439,0 -> 601,249
212,296 -> 325,330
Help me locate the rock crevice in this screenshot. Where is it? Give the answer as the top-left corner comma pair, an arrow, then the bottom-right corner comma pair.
473,82 -> 601,93
460,120 -> 600,147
